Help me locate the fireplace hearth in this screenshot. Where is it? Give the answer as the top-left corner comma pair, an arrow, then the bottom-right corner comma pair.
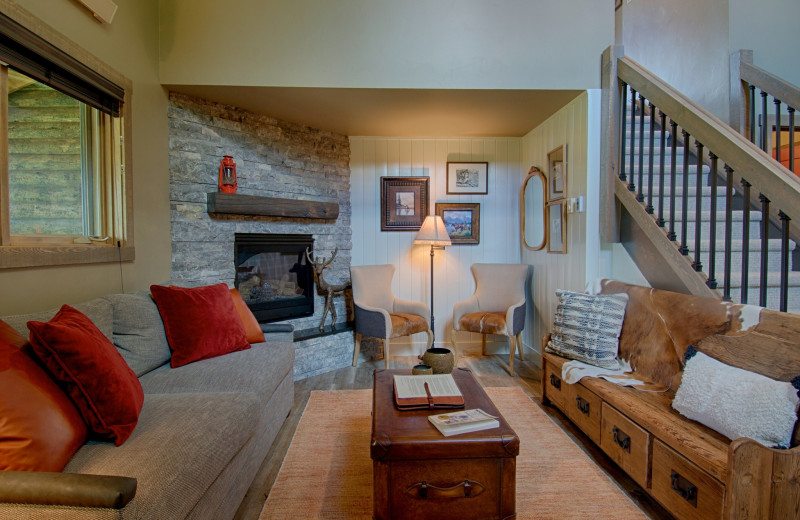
234,233 -> 314,322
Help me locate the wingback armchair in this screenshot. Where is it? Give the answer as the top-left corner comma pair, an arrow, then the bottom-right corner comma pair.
450,263 -> 529,375
350,264 -> 434,368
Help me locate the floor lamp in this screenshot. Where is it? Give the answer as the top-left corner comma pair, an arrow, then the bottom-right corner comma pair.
414,215 -> 451,343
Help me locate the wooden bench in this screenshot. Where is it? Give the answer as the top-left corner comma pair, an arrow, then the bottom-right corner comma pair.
541,280 -> 800,520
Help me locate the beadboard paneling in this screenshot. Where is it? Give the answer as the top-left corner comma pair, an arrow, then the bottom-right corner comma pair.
350,137 -> 522,354
521,91 -> 607,359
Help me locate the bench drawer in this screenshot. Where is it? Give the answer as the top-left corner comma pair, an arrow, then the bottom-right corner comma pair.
543,362 -> 572,412
600,403 -> 651,489
651,440 -> 723,520
565,384 -> 602,445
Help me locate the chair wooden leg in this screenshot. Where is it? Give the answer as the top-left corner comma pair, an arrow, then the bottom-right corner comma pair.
384,338 -> 391,369
516,332 -> 524,360
507,335 -> 516,376
481,334 -> 487,356
352,333 -> 362,367
450,329 -> 459,365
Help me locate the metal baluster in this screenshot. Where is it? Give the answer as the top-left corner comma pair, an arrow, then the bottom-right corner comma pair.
637,93 -> 646,202
741,179 -> 752,304
759,194 -> 770,307
657,110 -> 667,227
646,102 -> 655,214
628,88 -> 637,192
750,85 -> 756,144
779,211 -> 790,312
790,107 -> 796,173
679,130 -> 691,255
668,120 -> 678,240
692,142 -> 705,271
619,82 -> 628,182
706,153 -> 718,288
775,99 -> 782,163
761,91 -> 769,151
723,165 -> 734,301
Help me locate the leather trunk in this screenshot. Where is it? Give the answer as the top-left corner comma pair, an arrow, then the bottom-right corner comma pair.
371,368 -> 519,520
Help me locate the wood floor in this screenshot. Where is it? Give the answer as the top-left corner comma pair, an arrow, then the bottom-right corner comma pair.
233,354 -> 673,520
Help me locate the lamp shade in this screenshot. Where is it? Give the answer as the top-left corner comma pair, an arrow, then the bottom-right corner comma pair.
414,216 -> 452,247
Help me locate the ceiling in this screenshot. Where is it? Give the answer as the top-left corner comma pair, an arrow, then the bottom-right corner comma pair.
164,85 -> 583,138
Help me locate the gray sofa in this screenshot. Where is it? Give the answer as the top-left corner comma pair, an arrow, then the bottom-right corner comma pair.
0,290 -> 295,520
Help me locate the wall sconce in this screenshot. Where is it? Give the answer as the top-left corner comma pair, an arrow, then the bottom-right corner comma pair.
218,155 -> 238,194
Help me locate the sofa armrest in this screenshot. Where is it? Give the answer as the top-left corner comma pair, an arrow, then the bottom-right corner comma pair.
392,298 -> 430,323
0,471 -> 136,509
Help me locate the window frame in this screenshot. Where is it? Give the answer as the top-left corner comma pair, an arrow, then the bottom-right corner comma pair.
0,5 -> 134,268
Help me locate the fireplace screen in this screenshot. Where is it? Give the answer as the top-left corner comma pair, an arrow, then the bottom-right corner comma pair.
234,233 -> 314,322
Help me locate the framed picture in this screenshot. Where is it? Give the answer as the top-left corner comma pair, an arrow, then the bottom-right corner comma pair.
380,177 -> 429,231
446,162 -> 488,194
547,200 -> 567,254
548,145 -> 566,200
436,202 -> 480,245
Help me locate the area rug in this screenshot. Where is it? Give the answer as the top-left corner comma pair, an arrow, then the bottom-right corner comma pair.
259,387 -> 647,519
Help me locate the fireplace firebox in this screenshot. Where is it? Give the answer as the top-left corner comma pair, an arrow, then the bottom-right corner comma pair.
234,233 -> 314,322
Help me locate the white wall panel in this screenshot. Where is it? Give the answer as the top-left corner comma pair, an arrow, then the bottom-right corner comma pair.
350,137 -> 522,354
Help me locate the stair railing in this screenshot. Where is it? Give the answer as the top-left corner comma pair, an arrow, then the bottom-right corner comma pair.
731,50 -> 800,173
603,47 -> 800,311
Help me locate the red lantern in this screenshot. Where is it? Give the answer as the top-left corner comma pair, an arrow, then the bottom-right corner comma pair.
218,155 -> 238,193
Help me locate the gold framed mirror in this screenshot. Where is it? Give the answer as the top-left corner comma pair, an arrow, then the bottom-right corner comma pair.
521,166 -> 547,250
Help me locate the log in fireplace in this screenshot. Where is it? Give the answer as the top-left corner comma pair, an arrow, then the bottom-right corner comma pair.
234,233 -> 314,322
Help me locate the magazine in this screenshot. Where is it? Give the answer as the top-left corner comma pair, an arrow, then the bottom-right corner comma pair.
427,408 -> 500,437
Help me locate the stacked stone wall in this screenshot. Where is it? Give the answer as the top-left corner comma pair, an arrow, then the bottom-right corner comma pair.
167,92 -> 353,379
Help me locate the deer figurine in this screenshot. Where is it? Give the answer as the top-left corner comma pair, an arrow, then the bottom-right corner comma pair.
306,247 -> 351,331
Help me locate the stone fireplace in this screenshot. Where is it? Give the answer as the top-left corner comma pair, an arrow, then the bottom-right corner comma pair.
167,92 -> 353,380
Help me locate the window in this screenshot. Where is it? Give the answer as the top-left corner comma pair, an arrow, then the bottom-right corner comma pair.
0,9 -> 132,268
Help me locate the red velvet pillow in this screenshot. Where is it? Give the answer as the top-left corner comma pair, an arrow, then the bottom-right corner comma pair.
230,288 -> 265,344
27,306 -> 144,446
0,333 -> 88,471
150,283 -> 250,368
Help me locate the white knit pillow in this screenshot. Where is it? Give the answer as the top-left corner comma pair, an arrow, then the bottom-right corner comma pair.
673,347 -> 800,448
545,290 -> 628,370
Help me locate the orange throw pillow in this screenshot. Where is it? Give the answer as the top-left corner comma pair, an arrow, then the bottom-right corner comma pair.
230,288 -> 265,343
0,326 -> 88,471
150,283 -> 250,368
27,306 -> 144,446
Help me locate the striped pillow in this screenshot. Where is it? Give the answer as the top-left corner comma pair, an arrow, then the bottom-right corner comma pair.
545,290 -> 629,370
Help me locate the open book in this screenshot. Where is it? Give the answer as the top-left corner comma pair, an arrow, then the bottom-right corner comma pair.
393,374 -> 465,410
428,409 -> 500,437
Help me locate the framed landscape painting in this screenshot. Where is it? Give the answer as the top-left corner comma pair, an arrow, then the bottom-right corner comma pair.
446,162 -> 488,194
380,177 -> 429,231
436,202 -> 480,245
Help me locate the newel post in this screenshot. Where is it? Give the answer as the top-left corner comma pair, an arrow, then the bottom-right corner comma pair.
600,44 -> 625,243
729,49 -> 753,136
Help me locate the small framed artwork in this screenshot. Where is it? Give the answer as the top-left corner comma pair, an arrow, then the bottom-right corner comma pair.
548,145 -> 566,200
380,177 -> 429,231
547,200 -> 567,254
446,162 -> 489,194
436,202 -> 480,245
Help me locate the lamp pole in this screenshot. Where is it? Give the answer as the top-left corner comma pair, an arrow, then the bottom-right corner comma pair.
429,244 -> 436,341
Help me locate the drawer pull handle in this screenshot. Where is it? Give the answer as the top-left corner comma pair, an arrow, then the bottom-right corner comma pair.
612,426 -> 631,452
404,480 -> 486,500
576,396 -> 590,415
549,374 -> 561,390
670,471 -> 698,507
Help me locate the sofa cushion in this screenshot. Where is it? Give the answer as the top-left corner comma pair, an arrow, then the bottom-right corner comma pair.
105,291 -> 172,377
1,297 -> 113,342
150,284 -> 250,368
0,337 -> 88,471
139,340 -> 294,400
231,288 -> 265,344
63,392 -> 260,520
673,347 -> 800,448
27,305 -> 144,446
546,290 -> 628,370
